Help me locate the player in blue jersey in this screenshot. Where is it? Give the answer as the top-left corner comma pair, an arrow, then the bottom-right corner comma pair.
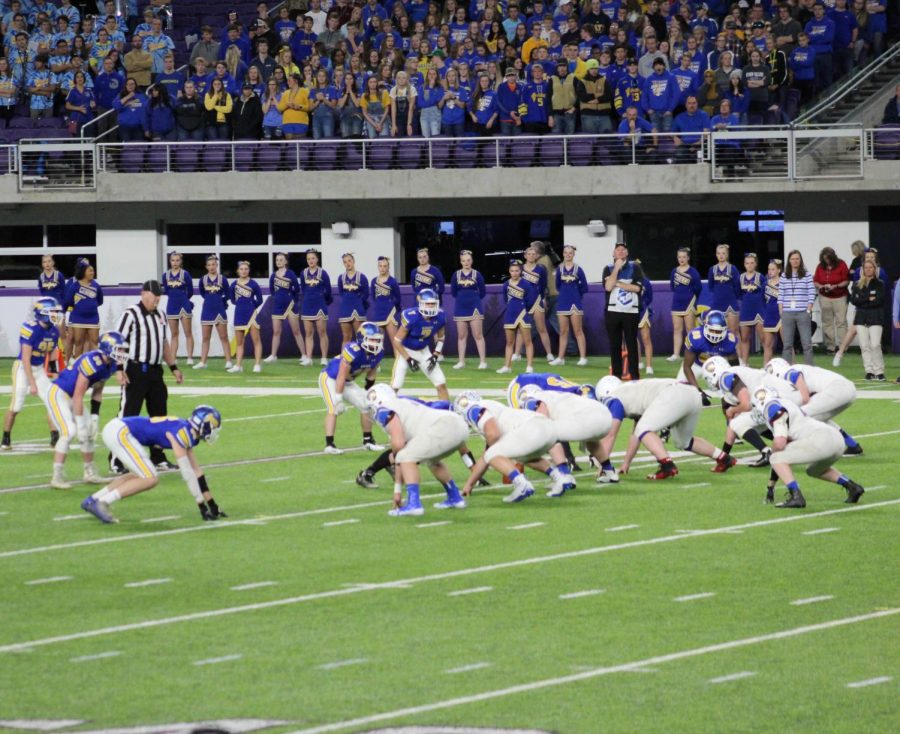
83,405 -> 227,524
300,249 -> 333,366
369,255 -> 402,349
320,322 -> 385,455
679,309 -> 739,391
227,260 -> 264,373
497,259 -> 538,374
337,252 -> 370,347
762,258 -> 783,364
668,247 -> 703,362
450,249 -> 488,370
265,252 -> 309,366
409,247 -> 445,300
391,289 -> 450,402
194,255 -> 233,371
738,252 -> 765,366
551,245 -> 589,367
2,297 -> 62,451
161,251 -> 195,366
63,257 -> 104,361
707,243 -> 741,335
45,331 -> 127,489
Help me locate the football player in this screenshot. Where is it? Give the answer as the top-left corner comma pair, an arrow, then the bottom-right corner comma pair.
678,309 -> 739,392
2,297 -> 63,451
44,331 -> 127,489
83,405 -> 227,524
320,322 -> 386,455
366,384 -> 469,517
391,288 -> 450,402
751,387 -> 865,509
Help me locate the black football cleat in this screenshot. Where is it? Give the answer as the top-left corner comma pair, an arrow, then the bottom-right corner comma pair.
843,481 -> 865,504
711,454 -> 737,473
748,448 -> 772,468
477,476 -> 491,487
843,444 -> 863,456
764,486 -> 775,504
567,459 -> 582,473
356,470 -> 377,489
776,490 -> 806,509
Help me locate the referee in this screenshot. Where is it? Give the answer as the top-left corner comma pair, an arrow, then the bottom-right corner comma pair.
114,279 -> 184,470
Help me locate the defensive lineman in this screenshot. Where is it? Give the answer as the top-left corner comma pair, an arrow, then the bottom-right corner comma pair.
391,289 -> 450,402
679,309 -> 739,391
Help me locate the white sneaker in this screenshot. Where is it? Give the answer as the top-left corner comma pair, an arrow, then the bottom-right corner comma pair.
510,353 -> 522,362
300,356 -> 313,366
546,354 -> 554,363
224,361 -> 234,370
319,357 -> 329,366
549,357 -> 565,366
645,366 -> 654,375
50,473 -> 71,490
577,357 -> 588,366
324,445 -> 343,455
597,468 -> 620,484
227,365 -> 243,373
192,362 -> 207,370
364,441 -> 385,451
252,364 -> 262,373
503,483 -> 535,503
666,354 -> 679,362
452,361 -> 466,370
638,361 -> 645,370
496,366 -> 512,374
832,352 -> 842,367
263,355 -> 278,363
186,358 -> 194,365
82,462 -> 106,485
525,365 -> 534,373
477,361 -> 489,370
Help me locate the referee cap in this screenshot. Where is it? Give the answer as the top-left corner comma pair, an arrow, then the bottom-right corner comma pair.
141,279 -> 162,296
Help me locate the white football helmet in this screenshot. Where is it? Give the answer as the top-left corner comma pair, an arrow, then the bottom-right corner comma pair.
764,357 -> 791,380
365,383 -> 396,414
595,375 -> 622,400
453,390 -> 483,417
701,356 -> 731,391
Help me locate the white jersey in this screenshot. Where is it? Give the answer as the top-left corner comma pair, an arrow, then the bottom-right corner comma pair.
785,364 -> 853,395
531,390 -> 598,417
475,399 -> 542,436
609,378 -> 677,419
721,367 -> 800,406
761,398 -> 826,442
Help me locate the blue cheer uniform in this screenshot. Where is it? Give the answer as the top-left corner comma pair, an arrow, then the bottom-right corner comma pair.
556,264 -> 588,315
521,263 -> 548,313
450,268 -> 486,321
506,372 -> 593,408
300,266 -> 332,320
763,277 -> 781,333
10,319 -> 59,412
638,277 -> 654,328
739,272 -> 765,326
269,268 -> 300,320
229,278 -> 263,331
63,278 -> 104,328
670,265 -> 702,315
708,264 -> 741,315
199,274 -> 229,325
409,264 -> 445,299
337,271 -> 369,322
38,269 -> 66,305
369,275 -> 402,327
503,277 -> 537,329
319,341 -> 384,416
162,268 -> 194,319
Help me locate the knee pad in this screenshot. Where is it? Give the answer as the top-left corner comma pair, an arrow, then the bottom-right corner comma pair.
80,437 -> 94,454
55,436 -> 71,455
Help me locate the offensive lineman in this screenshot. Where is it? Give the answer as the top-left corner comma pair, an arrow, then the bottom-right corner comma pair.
391,288 -> 450,402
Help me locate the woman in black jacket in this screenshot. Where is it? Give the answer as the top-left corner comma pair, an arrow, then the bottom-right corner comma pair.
849,260 -> 885,381
175,80 -> 205,141
232,83 -> 263,140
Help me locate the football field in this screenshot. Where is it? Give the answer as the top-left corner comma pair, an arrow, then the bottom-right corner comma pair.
1,354 -> 898,734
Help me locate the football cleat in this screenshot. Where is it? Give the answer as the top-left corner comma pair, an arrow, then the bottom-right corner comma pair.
647,461 -> 679,480
434,497 -> 467,510
50,431 -> 59,447
764,486 -> 775,504
82,463 -> 106,484
0,441 -> 10,451
502,484 -> 535,503
546,482 -> 574,498
50,473 -> 71,490
748,448 -> 772,468
363,440 -> 385,451
355,470 -> 377,489
776,490 -> 806,509
843,444 -> 863,456
711,454 -> 737,473
81,496 -> 116,524
843,480 -> 865,504
155,460 -> 178,471
567,459 -> 582,472
477,476 -> 491,487
597,468 -> 620,484
388,503 -> 425,517
324,445 -> 343,455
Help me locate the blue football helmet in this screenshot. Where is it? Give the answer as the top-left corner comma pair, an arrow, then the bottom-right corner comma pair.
190,405 -> 222,444
703,310 -> 728,344
355,321 -> 384,355
32,296 -> 63,326
416,288 -> 440,317
98,331 -> 129,365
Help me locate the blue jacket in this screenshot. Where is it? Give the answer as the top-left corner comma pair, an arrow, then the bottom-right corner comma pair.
789,46 -> 816,81
805,17 -> 835,54
642,71 -> 679,114
93,70 -> 125,109
113,92 -> 148,128
672,109 -> 710,145
145,102 -> 175,135
495,80 -> 523,122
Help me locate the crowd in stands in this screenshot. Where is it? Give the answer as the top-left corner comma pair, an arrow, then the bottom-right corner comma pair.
0,0 -> 894,143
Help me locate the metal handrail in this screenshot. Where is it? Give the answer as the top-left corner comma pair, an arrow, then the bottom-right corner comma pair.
794,42 -> 900,125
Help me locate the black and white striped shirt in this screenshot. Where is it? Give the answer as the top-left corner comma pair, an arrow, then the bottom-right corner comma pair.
116,302 -> 169,365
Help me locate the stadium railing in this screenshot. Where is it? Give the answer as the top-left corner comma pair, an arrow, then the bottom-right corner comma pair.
0,144 -> 16,177
17,138 -> 96,190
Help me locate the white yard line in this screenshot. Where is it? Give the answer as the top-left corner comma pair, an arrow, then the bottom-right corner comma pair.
140,515 -> 182,524
559,589 -> 605,600
322,519 -> 360,528
124,578 -> 172,589
507,522 -> 546,531
261,476 -> 291,483
846,676 -> 893,689
194,654 -> 242,666
1,500 -> 898,654
708,671 -> 757,684
70,651 -> 121,663
25,576 -> 72,586
230,409 -> 324,421
284,609 -> 900,734
605,524 -> 640,532
230,582 -> 278,592
802,527 -> 840,536
790,595 -> 834,606
444,662 -> 492,674
416,521 -> 452,528
674,592 -> 716,603
681,482 -> 711,489
318,658 -> 367,671
52,514 -> 89,522
447,587 -> 493,597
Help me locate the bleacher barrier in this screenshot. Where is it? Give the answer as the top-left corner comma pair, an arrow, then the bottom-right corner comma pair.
792,125 -> 866,179
0,145 -> 16,177
16,139 -> 96,191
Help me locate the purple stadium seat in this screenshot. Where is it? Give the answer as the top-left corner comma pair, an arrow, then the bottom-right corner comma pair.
396,139 -> 425,169
13,103 -> 28,117
367,140 -> 395,169
279,142 -> 307,171
119,145 -> 146,173
540,138 -> 564,166
36,117 -> 63,129
311,142 -> 338,170
873,126 -> 900,160
37,128 -> 71,139
567,136 -> 594,166
146,144 -> 169,172
0,149 -> 10,174
429,139 -> 452,168
257,142 -> 282,171
9,117 -> 32,129
234,143 -> 256,171
454,140 -> 478,168
510,137 -> 538,167
203,145 -> 229,172
0,129 -> 15,143
173,144 -> 200,172
339,141 -> 364,170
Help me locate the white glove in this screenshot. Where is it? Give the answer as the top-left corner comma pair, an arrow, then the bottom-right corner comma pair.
89,414 -> 100,440
333,394 -> 346,415
75,415 -> 90,444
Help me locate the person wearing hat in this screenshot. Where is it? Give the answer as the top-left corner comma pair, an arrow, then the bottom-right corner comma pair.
749,20 -> 768,52
642,56 -> 678,139
614,57 -> 643,118
551,57 -> 577,134
496,66 -> 524,136
805,1 -> 835,90
521,62 -> 554,134
575,57 -> 613,133
232,81 -> 263,139
690,3 -> 719,40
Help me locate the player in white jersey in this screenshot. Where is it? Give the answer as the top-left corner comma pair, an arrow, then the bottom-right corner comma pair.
367,384 -> 470,517
764,358 -> 863,455
595,375 -> 730,479
454,392 -> 558,503
751,387 -> 865,508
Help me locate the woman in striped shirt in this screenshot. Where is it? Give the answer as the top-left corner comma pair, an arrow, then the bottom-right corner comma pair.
778,250 -> 816,365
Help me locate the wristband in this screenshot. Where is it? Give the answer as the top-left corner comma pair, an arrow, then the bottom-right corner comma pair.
90,399 -> 102,415
435,340 -> 444,354
168,363 -> 178,374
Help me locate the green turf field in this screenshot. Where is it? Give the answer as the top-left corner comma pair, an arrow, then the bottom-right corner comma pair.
0,352 -> 898,734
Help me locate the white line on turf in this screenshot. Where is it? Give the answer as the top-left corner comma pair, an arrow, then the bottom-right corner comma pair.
790,595 -> 834,606
231,409 -> 324,421
416,521 -> 452,528
124,578 -> 172,589
708,671 -> 757,684
140,515 -> 182,524
318,658 -> 367,671
846,676 -> 893,689
52,514 -> 89,522
261,476 -> 291,483
444,662 -> 492,674
284,608 -> 900,734
507,522 -> 545,531
322,519 -> 360,527
681,483 -> 711,489
558,589 -> 605,600
25,576 -> 72,586
605,524 -> 639,532
802,527 -> 840,536
70,651 -> 121,663
2,500 -> 898,654
674,592 -> 716,602
447,587 -> 493,597
194,654 -> 242,666
230,582 -> 278,592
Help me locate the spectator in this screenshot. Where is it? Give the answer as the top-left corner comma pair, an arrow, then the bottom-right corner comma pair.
671,95 -> 710,162
710,97 -> 743,170
142,17 -> 174,74
779,249 -> 816,365
882,83 -> 900,125
671,50 -> 700,115
522,20 -> 548,63
305,0 -> 328,35
418,66 -> 444,137
124,34 -> 153,90
389,70 -> 416,137
813,246 -> 850,354
245,65 -> 265,98
725,69 -> 749,125
575,58 -> 614,132
224,46 -> 248,91
190,57 -> 213,97
521,63 -> 553,134
697,67 -> 723,116
190,26 -> 220,70
849,260 -> 885,380
789,32 -> 816,104
276,72 -> 310,139
469,72 -> 498,135
866,0 -> 887,58
27,56 -> 56,120
0,58 -> 17,127
250,38 -> 276,82
638,35 -> 668,78
848,239 -> 866,272
336,72 -> 362,138
211,60 -> 239,97
439,67 -> 468,137
765,34 -> 789,120
317,13 -> 344,54
144,84 -> 175,141
218,24 -> 251,65
550,58 -> 576,134
642,57 -> 678,134
773,3 -> 803,56
204,77 -> 233,140
261,77 -> 284,139
134,8 -> 156,40
806,1 -> 835,91
114,77 -> 148,141
309,68 -> 338,139
743,49 -> 771,122
496,66 -> 524,135
175,80 -> 205,141
232,82 -> 263,140
614,58 -> 643,118
617,105 -> 655,163
714,50 -> 737,94
64,70 -> 95,133
154,53 -> 184,99
829,0 -> 858,79
360,73 -> 390,138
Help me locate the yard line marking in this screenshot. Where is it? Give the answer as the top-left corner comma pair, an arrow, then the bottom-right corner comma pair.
25,576 -> 72,586
445,662 -> 492,674
0,720 -> 87,731
261,476 -> 291,483
674,592 -> 716,602
416,521 -> 452,528
802,527 -> 840,536
231,409 -> 322,421
846,676 -> 892,689
507,522 -> 545,531
140,515 -> 182,524
681,482 -> 711,489
322,519 -> 360,528
447,586 -> 493,597
790,595 -> 834,606
230,582 -> 278,592
70,651 -> 121,663
2,500 -> 899,654
559,589 -> 605,600
194,654 -> 242,666
605,524 -> 639,532
124,578 -> 172,589
52,514 -> 89,522
0,512 -> 7,516
318,658 -> 367,671
285,608 -> 900,734
708,671 -> 757,684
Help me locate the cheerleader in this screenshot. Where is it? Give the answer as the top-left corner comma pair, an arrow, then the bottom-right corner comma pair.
369,256 -> 402,351
762,258 -> 783,365
337,252 -> 369,346
738,252 -> 766,365
194,255 -> 233,371
450,249 -> 488,370
227,260 -> 263,373
637,276 -> 654,375
497,259 -> 537,374
265,252 -> 309,365
62,257 -> 103,361
300,249 -> 332,365
409,247 -> 445,299
514,242 -> 553,361
551,245 -> 588,367
161,251 -> 195,365
708,243 -> 741,335
38,254 -> 66,364
668,247 -> 702,361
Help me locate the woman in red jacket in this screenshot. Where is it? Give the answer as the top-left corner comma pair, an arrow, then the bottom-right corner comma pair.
813,247 -> 850,354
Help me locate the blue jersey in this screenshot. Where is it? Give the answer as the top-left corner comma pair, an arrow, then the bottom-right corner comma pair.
337,271 -> 369,320
199,273 -> 229,323
370,275 -> 402,325
399,307 -> 446,350
122,416 -> 197,451
18,320 -> 59,366
162,268 -> 194,317
670,266 -> 702,314
450,268 -> 486,319
269,269 -> 300,314
38,269 -> 66,304
63,279 -> 103,326
410,265 -> 445,298
323,341 -> 383,380
300,267 -> 332,318
684,326 -> 738,362
508,372 -> 594,408
53,351 -> 115,396
708,264 -> 741,312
